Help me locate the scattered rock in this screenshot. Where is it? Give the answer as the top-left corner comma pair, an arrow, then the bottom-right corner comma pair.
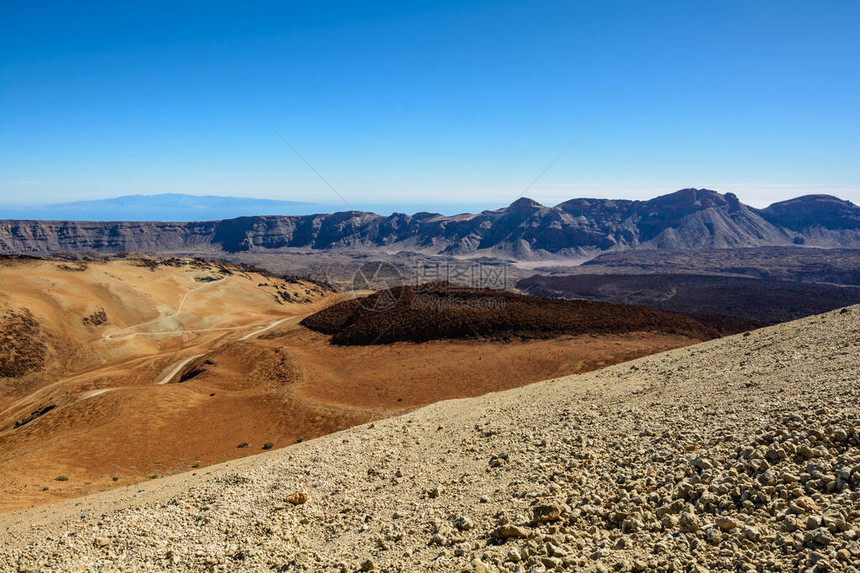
532,504 -> 563,523
492,525 -> 530,540
455,516 -> 475,531
286,491 -> 308,505
715,516 -> 741,532
679,512 -> 700,533
791,496 -> 818,514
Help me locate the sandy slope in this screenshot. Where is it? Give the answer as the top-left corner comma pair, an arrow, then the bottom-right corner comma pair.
0,258 -> 333,510
1,306 -> 857,572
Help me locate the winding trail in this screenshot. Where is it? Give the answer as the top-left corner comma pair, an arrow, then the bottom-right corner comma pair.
75,312 -> 302,396
77,313 -> 309,397
240,316 -> 298,340
153,355 -> 204,386
104,277 -> 229,342
78,388 -> 115,401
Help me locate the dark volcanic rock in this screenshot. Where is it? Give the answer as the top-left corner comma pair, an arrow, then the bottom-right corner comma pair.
577,246 -> 860,286
516,273 -> 860,324
299,282 -> 753,345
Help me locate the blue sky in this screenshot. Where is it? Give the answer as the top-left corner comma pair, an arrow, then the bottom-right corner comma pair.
1,0 -> 858,210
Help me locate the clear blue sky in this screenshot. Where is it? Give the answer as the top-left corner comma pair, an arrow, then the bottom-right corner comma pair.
1,0 -> 858,209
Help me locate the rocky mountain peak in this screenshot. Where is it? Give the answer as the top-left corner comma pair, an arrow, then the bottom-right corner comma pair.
759,195 -> 860,231
648,188 -> 728,209
505,197 -> 544,215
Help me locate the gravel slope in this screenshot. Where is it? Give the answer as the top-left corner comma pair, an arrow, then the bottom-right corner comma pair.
1,305 -> 859,572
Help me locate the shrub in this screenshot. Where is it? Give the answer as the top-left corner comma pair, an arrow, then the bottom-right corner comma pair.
237,442 -> 249,448
54,475 -> 69,481
111,476 -> 119,482
262,442 -> 274,450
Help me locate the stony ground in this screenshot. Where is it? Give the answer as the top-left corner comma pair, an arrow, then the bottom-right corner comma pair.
1,305 -> 858,572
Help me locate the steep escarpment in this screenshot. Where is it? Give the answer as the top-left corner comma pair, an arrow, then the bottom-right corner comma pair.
0,220 -> 221,254
2,189 -> 859,258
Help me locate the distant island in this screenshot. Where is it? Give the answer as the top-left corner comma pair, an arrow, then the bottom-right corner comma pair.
0,193 -> 316,222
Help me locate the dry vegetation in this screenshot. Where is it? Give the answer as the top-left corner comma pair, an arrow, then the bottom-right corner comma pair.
0,309 -> 47,378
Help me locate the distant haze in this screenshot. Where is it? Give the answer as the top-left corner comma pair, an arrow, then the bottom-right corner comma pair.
0,194 -> 315,222
2,190 -> 859,223
0,194 -> 500,221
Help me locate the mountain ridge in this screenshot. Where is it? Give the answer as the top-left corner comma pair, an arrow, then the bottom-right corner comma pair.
1,189 -> 859,258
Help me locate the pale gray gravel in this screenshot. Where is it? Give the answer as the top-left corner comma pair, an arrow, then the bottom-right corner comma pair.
1,305 -> 859,572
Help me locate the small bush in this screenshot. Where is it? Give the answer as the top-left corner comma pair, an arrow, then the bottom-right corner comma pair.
191,461 -> 200,468
54,475 -> 69,481
237,442 -> 249,448
111,476 -> 119,481
262,442 -> 274,450
296,437 -> 304,443
147,473 -> 159,479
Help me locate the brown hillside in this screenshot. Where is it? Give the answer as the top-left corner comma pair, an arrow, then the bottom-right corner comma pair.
0,257 -> 336,511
